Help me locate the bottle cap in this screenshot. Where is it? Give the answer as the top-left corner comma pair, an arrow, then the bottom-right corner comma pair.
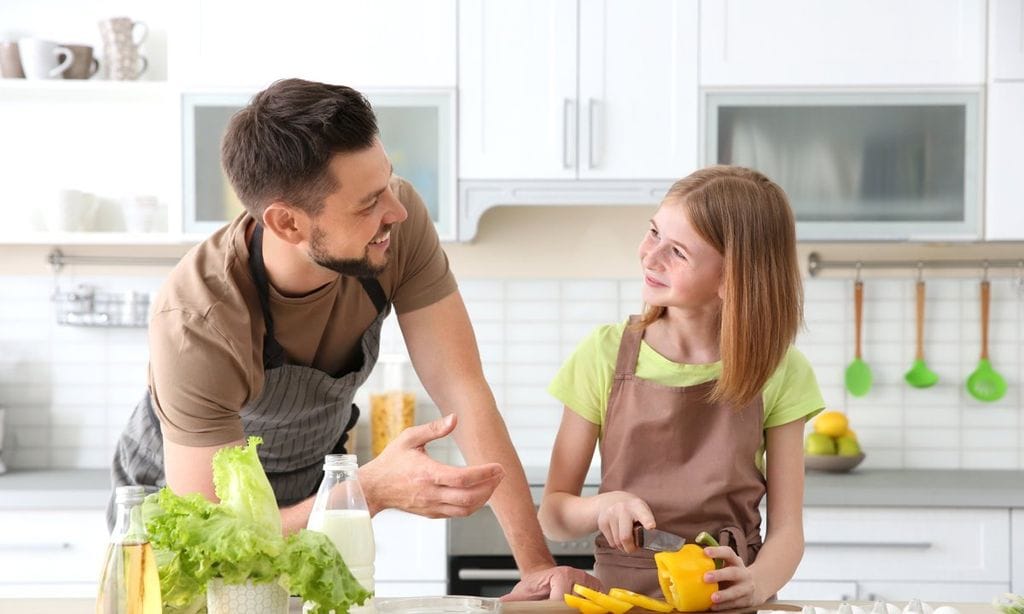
114,485 -> 148,504
324,453 -> 358,469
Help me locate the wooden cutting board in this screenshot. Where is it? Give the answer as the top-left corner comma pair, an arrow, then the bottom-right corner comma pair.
501,601 -> 805,614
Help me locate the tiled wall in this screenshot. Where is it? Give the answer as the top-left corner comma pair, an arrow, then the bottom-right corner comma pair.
1,274 -> 1022,472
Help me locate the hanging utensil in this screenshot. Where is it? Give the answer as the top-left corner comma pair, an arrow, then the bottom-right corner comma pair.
905,269 -> 939,388
845,274 -> 873,397
966,272 -> 1007,402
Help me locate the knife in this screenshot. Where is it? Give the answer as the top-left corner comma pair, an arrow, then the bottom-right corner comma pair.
632,523 -> 686,552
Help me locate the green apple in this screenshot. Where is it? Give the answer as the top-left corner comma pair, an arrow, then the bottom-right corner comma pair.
836,434 -> 861,456
805,432 -> 837,455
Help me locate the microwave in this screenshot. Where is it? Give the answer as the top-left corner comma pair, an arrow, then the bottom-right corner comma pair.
704,90 -> 982,241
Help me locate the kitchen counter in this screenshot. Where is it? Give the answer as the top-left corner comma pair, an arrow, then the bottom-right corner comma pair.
4,467 -> 1024,510
0,598 -> 1001,614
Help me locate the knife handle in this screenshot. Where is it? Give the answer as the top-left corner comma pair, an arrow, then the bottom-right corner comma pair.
632,522 -> 644,548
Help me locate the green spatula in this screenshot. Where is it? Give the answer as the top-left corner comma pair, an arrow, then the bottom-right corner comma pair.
845,280 -> 873,397
966,279 -> 1007,402
905,280 -> 939,388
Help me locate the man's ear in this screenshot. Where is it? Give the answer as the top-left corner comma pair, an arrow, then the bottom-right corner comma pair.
262,202 -> 309,245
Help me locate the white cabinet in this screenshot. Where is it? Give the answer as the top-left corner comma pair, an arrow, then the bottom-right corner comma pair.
700,0 -> 986,86
1013,510 -> 1024,593
174,0 -> 456,89
991,0 -> 1024,81
984,83 -> 1024,241
457,0 -> 698,239
0,509 -> 109,598
783,507 -> 1012,601
459,0 -> 697,180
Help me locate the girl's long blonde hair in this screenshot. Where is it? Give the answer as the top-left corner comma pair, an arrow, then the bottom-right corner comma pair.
635,165 -> 803,408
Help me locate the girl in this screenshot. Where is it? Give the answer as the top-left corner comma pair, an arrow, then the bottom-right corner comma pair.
539,166 -> 824,609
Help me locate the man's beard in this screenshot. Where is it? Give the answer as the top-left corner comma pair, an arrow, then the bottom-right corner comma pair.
309,224 -> 389,278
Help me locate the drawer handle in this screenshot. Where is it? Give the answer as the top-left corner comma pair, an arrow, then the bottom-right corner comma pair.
0,542 -> 73,551
806,541 -> 932,549
458,569 -> 522,581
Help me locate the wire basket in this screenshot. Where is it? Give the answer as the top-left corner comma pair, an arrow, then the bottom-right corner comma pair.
53,286 -> 151,328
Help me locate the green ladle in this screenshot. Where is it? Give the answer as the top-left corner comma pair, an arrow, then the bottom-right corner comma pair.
966,279 -> 1007,402
905,280 -> 939,388
845,280 -> 873,397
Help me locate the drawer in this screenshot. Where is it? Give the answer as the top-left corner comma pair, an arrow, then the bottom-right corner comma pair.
795,507 -> 1010,583
373,509 -> 447,582
0,509 -> 109,585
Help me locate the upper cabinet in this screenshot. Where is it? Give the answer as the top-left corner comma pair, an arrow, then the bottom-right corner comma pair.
456,0 -> 699,239
174,0 -> 456,89
985,82 -> 1024,240
991,0 -> 1024,81
700,0 -> 986,86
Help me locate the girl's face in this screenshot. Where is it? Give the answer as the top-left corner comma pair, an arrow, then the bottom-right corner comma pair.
638,201 -> 724,310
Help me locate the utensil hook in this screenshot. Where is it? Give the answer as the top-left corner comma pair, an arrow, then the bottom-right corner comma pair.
916,262 -> 923,282
983,260 -> 990,282
855,262 -> 862,283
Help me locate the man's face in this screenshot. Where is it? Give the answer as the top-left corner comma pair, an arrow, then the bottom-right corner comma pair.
307,138 -> 408,278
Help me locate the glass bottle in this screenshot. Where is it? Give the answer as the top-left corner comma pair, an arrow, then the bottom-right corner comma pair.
306,454 -> 375,594
370,353 -> 416,458
96,485 -> 162,614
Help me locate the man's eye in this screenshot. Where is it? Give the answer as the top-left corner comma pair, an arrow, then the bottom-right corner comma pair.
649,227 -> 659,238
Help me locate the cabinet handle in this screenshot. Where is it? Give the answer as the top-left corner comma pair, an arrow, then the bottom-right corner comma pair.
563,98 -> 577,169
806,541 -> 932,549
0,542 -> 73,551
458,569 -> 522,581
588,98 -> 602,169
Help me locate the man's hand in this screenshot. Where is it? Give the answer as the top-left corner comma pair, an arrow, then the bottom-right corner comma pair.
359,413 -> 505,518
501,566 -> 603,601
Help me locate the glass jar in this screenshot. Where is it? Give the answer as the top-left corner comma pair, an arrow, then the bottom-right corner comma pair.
370,354 -> 416,457
96,485 -> 162,614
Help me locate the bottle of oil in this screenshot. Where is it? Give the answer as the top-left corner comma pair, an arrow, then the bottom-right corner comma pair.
96,485 -> 162,614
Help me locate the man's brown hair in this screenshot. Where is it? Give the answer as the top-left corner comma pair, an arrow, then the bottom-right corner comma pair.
221,78 -> 379,220
636,165 -> 803,408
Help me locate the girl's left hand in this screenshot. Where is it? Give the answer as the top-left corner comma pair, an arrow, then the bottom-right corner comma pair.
701,546 -> 764,611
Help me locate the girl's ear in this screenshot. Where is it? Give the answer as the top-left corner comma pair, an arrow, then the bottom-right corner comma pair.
262,201 -> 310,245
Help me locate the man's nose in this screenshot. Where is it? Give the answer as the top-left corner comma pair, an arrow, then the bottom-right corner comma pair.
383,191 -> 408,224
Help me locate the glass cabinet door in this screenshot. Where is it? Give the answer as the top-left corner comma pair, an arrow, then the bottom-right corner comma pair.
705,91 -> 981,240
183,90 -> 455,239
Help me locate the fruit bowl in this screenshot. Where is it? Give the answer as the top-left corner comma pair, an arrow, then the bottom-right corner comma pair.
804,452 -> 865,473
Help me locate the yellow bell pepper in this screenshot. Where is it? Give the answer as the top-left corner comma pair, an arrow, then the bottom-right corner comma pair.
564,593 -> 610,614
653,532 -> 722,612
573,585 -> 633,614
608,588 -> 673,613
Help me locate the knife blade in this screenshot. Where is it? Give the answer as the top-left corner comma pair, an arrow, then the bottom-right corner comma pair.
632,524 -> 686,552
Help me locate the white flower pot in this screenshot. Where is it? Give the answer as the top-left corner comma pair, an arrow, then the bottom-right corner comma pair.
207,577 -> 289,614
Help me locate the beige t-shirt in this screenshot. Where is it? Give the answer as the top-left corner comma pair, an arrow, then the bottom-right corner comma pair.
148,177 -> 457,446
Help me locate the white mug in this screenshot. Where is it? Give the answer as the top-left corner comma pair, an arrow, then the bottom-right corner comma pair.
122,195 -> 161,232
47,189 -> 99,232
18,38 -> 73,79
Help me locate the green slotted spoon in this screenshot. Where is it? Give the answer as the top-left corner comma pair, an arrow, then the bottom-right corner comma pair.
845,280 -> 873,397
905,280 -> 939,388
966,279 -> 1007,402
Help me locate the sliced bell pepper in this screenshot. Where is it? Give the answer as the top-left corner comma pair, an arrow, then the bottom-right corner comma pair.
572,584 -> 633,614
608,588 -> 673,613
654,532 -> 723,612
564,593 -> 610,614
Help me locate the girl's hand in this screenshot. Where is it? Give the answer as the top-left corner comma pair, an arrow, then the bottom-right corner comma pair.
595,491 -> 655,553
701,546 -> 764,611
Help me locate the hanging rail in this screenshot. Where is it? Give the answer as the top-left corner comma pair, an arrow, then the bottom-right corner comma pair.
47,248 -> 181,273
807,252 -> 1024,278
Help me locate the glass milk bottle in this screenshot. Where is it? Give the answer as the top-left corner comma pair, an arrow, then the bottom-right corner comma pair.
96,485 -> 162,614
307,454 -> 375,595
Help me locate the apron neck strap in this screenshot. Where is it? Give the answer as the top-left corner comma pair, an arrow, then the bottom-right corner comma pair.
614,316 -> 645,377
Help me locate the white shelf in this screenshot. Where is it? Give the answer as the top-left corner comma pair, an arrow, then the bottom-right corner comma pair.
0,232 -> 197,246
0,79 -> 172,96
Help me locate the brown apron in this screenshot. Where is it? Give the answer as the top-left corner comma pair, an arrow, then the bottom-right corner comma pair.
593,316 -> 767,597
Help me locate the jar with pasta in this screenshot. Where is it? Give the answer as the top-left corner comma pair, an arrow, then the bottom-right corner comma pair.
370,353 -> 416,457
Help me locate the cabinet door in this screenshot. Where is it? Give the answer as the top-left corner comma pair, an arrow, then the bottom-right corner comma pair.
0,509 -> 108,597
991,0 -> 1024,80
1013,510 -> 1024,593
700,0 -> 985,86
985,83 -> 1024,240
857,581 -> 1011,603
373,510 -> 447,582
578,0 -> 699,180
179,0 -> 456,88
777,581 -> 858,602
458,0 -> 578,179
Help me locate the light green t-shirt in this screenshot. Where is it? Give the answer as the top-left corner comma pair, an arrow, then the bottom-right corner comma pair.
548,321 -> 825,450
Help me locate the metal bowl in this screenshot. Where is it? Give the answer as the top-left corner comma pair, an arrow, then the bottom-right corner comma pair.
804,452 -> 865,473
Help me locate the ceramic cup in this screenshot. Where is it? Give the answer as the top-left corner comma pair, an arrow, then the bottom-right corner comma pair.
98,17 -> 148,80
59,44 -> 100,79
121,195 -> 161,232
46,189 -> 99,232
0,41 -> 25,78
17,37 -> 73,79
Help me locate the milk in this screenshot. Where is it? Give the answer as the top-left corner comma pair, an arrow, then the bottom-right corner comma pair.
308,508 -> 376,592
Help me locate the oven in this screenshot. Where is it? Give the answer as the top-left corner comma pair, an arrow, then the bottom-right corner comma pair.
447,496 -> 596,597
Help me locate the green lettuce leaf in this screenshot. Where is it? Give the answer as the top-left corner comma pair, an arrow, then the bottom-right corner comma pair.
142,436 -> 370,613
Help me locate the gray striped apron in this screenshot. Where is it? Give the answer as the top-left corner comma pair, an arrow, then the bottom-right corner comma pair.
107,223 -> 390,529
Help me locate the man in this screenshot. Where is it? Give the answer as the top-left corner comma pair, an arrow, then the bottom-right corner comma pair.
110,79 -> 595,599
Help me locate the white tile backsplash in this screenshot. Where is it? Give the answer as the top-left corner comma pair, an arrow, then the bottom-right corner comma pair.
1,274 -> 1023,472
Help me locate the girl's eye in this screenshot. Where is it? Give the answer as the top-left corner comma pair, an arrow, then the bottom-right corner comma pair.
672,248 -> 686,259
649,227 -> 659,238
